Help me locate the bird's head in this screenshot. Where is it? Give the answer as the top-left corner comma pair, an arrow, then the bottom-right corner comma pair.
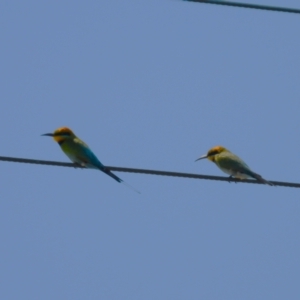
42,127 -> 76,143
195,146 -> 228,162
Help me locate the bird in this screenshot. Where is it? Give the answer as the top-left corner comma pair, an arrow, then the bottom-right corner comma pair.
195,146 -> 273,186
42,127 -> 140,193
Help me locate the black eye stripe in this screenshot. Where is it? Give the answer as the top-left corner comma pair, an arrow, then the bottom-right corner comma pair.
208,150 -> 218,156
55,132 -> 71,136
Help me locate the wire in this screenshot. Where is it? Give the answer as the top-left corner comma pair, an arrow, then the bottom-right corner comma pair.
0,155 -> 298,188
184,0 -> 300,14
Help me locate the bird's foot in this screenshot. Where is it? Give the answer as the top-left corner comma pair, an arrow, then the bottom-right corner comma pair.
228,175 -> 237,184
74,162 -> 85,169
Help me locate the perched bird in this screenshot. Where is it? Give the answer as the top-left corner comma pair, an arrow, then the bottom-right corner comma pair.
42,127 -> 140,193
195,146 -> 273,186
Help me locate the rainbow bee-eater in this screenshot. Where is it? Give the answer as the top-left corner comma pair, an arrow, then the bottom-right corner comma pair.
195,146 -> 273,186
42,127 -> 140,193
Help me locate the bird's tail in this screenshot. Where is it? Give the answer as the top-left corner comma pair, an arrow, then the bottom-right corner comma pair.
103,168 -> 123,183
248,171 -> 274,186
121,181 -> 141,194
102,168 -> 141,194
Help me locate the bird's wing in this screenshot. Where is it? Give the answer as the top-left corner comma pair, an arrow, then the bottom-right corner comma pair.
72,138 -> 105,168
73,137 -> 89,148
216,153 -> 252,174
216,152 -> 273,186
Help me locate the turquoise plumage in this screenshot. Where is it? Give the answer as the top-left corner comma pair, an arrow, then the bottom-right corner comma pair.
42,127 -> 140,192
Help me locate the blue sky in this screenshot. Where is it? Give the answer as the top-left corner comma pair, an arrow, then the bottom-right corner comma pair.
1,0 -> 300,299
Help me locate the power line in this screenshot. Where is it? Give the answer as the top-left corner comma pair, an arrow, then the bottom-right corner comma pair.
0,155 -> 298,188
184,0 -> 300,14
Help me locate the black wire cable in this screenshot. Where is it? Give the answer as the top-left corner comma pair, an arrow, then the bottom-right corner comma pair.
183,0 -> 300,14
0,155 -> 298,188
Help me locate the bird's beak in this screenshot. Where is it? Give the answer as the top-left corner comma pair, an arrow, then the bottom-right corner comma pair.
195,154 -> 207,162
41,133 -> 54,137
